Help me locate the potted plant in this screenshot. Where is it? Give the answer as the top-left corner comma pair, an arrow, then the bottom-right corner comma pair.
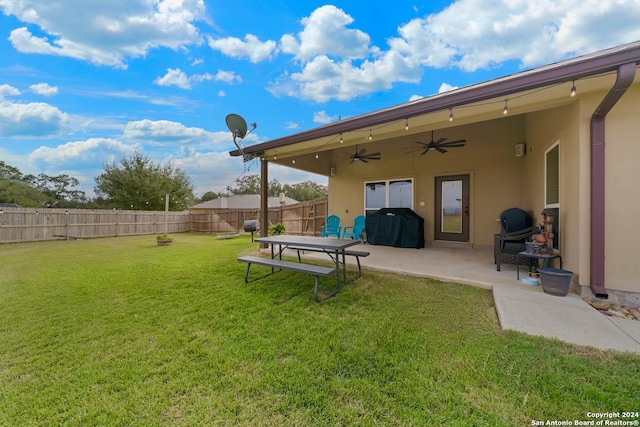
156,233 -> 173,246
269,223 -> 285,236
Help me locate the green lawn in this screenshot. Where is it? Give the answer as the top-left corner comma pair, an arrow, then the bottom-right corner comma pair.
1,234 -> 638,426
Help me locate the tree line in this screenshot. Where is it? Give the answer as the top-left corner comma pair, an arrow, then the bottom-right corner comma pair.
0,154 -> 327,210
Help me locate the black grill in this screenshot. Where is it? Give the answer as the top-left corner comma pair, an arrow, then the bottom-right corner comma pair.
243,220 -> 259,241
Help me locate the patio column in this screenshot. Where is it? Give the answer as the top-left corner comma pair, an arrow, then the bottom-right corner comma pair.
260,157 -> 268,248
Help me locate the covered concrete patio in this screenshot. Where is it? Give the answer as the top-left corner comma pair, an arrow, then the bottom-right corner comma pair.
286,242 -> 524,290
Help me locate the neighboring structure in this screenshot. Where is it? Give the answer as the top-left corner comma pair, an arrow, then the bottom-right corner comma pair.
230,42 -> 640,304
191,194 -> 298,210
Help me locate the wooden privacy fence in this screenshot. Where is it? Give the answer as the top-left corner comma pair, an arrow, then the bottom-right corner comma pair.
189,197 -> 328,236
0,197 -> 329,244
0,207 -> 189,243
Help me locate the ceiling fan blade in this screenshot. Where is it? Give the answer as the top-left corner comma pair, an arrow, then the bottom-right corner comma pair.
440,139 -> 466,146
360,158 -> 369,163
435,146 -> 447,154
420,147 -> 431,155
435,137 -> 447,145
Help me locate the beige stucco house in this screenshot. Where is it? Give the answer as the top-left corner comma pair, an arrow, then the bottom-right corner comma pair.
230,42 -> 640,305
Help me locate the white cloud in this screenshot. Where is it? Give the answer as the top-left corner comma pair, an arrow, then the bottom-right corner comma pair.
1,0 -> 206,68
390,0 -> 640,72
207,34 -> 276,63
283,121 -> 299,130
0,84 -> 21,98
438,83 -> 458,93
123,119 -> 229,148
154,68 -> 241,89
29,138 -> 139,169
313,110 -> 337,124
29,82 -> 59,96
213,70 -> 242,84
280,5 -> 371,61
154,68 -> 192,89
270,1 -> 640,102
0,100 -> 69,137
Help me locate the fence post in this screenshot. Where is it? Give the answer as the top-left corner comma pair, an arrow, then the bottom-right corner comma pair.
65,209 -> 70,240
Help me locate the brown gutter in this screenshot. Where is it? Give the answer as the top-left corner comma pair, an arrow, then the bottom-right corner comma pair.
231,42 -> 640,157
590,62 -> 636,299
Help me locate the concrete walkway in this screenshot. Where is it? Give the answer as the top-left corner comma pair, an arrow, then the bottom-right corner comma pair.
285,242 -> 640,354
494,285 -> 640,354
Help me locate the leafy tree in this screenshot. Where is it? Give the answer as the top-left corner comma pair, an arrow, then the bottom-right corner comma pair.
200,191 -> 218,202
23,173 -> 87,207
282,180 -> 327,201
0,161 -> 87,207
94,153 -> 195,210
223,174 -> 327,202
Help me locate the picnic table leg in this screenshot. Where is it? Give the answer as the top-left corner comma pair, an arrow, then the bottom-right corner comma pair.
341,250 -> 347,285
334,250 -> 341,289
244,263 -> 251,283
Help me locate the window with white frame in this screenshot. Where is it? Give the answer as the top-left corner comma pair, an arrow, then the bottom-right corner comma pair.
545,143 -> 560,207
364,178 -> 413,215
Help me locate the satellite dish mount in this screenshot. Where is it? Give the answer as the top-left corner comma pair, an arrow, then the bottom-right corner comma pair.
226,113 -> 257,161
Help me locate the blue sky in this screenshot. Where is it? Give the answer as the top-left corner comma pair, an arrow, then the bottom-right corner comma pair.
1,1 -> 639,198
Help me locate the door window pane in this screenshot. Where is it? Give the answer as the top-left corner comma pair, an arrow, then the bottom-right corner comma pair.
441,180 -> 462,233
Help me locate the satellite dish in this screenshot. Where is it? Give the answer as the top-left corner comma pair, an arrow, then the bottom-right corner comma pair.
226,113 -> 248,140
225,113 -> 257,160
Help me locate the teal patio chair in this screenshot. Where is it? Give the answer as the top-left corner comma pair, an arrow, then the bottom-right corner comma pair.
321,215 -> 342,238
342,215 -> 365,241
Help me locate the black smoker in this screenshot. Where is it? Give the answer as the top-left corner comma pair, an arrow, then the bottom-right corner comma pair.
243,220 -> 259,241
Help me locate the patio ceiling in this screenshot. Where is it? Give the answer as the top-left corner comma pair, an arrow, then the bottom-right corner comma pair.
229,41 -> 640,175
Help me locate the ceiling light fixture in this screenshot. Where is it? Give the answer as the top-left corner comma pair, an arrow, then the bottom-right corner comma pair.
449,108 -> 454,122
340,133 -> 343,143
368,129 -> 373,141
570,80 -> 577,97
503,100 -> 509,115
405,119 -> 409,131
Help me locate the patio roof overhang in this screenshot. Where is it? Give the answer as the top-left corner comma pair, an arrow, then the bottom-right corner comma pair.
229,41 -> 640,174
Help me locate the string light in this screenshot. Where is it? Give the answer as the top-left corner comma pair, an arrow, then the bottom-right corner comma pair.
315,152 -> 319,159
292,158 -> 296,164
340,133 -> 343,143
368,129 -> 373,141
503,100 -> 509,115
448,108 -> 453,122
405,119 -> 409,130
570,80 -> 577,97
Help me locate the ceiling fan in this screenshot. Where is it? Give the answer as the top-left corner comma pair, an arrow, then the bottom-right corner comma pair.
412,130 -> 466,155
348,145 -> 381,163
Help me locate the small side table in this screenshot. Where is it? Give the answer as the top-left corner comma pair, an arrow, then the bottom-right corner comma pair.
516,251 -> 562,280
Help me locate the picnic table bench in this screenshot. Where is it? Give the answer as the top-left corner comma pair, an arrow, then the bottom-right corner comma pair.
287,246 -> 370,278
238,255 -> 337,302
